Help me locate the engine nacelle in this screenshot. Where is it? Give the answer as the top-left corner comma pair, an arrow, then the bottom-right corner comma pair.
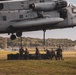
29,2 -> 56,11
29,0 -> 67,11
55,0 -> 67,10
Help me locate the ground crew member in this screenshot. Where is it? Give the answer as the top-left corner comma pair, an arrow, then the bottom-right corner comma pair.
51,49 -> 56,60
24,48 -> 29,60
19,47 -> 24,59
56,46 -> 63,60
35,47 -> 40,59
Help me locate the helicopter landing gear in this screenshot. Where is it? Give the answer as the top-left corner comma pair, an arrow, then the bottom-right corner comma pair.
43,29 -> 46,46
10,31 -> 22,40
16,31 -> 22,37
10,34 -> 16,40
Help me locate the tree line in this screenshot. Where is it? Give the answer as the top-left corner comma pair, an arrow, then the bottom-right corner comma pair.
0,37 -> 76,48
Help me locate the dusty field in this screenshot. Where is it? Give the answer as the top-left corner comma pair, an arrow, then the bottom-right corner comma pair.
0,50 -> 76,75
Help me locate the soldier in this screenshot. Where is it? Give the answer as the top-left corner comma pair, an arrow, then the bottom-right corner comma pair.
35,47 -> 41,59
24,48 -> 29,60
19,47 -> 24,59
56,46 -> 63,60
46,49 -> 50,59
44,48 -> 51,59
51,49 -> 56,60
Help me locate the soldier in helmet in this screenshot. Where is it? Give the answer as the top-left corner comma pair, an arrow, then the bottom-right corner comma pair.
50,49 -> 56,60
44,48 -> 51,59
56,46 -> 63,60
24,48 -> 29,60
19,47 -> 24,59
35,47 -> 41,59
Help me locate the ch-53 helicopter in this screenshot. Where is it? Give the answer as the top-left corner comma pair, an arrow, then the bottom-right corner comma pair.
0,0 -> 76,45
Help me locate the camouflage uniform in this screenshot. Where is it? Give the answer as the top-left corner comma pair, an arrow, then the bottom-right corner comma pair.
51,50 -> 56,60
35,47 -> 40,59
24,48 -> 29,60
19,48 -> 24,59
56,46 -> 63,60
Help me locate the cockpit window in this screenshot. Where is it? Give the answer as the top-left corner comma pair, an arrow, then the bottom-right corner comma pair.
72,8 -> 76,13
3,16 -> 7,21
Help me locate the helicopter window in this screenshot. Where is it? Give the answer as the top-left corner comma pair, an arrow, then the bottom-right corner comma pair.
21,2 -> 24,4
40,0 -> 44,2
0,3 -> 3,10
19,15 -> 23,19
3,16 -> 7,21
59,9 -> 67,19
25,15 -> 27,17
72,8 -> 76,13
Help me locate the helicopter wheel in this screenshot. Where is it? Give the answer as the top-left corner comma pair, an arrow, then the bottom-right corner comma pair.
10,34 -> 16,40
16,31 -> 22,37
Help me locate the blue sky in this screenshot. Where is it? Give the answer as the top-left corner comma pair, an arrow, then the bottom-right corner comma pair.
67,0 -> 76,3
0,0 -> 76,40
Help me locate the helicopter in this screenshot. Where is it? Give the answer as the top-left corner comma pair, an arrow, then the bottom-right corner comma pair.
0,0 -> 76,45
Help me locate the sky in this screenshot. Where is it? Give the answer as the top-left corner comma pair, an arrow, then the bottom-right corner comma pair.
0,0 -> 76,40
